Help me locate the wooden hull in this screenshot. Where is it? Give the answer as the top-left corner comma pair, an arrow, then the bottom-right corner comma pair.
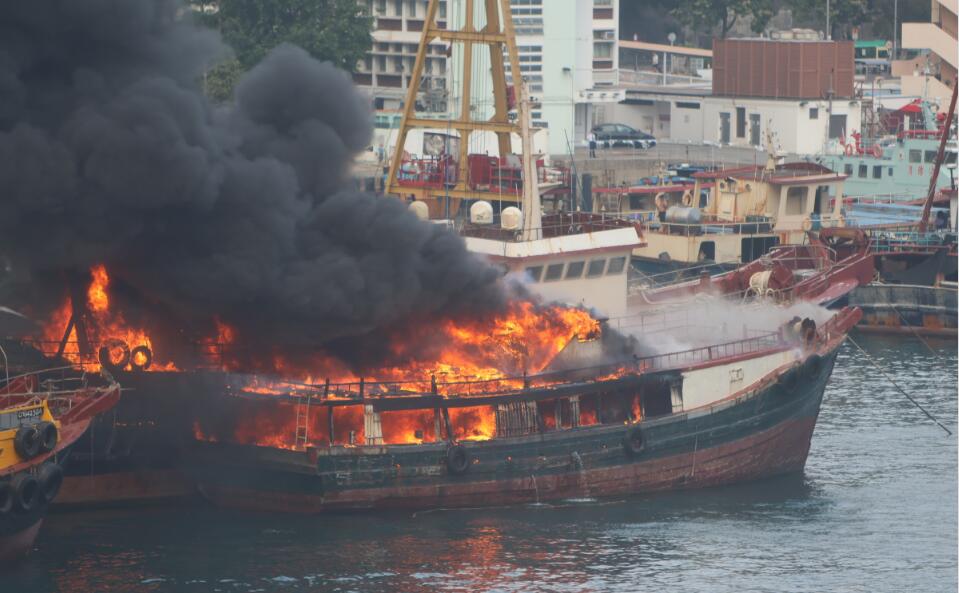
189,347 -> 840,514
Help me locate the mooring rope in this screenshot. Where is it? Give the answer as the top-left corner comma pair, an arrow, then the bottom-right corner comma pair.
875,286 -> 947,362
846,334 -> 952,436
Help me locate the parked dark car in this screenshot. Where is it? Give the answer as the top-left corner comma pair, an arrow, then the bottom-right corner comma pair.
591,123 -> 656,148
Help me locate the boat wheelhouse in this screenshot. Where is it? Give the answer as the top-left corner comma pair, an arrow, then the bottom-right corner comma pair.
617,160 -> 847,281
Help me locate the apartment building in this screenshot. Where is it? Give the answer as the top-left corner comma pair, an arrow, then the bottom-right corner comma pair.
353,0 -> 450,111
893,0 -> 957,103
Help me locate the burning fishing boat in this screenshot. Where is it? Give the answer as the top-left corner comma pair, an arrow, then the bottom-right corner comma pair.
0,369 -> 120,564
186,305 -> 861,513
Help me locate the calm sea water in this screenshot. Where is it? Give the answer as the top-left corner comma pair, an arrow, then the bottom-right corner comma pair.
7,336 -> 957,593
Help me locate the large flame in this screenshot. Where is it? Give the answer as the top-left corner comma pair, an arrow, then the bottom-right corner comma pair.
39,264 -> 607,449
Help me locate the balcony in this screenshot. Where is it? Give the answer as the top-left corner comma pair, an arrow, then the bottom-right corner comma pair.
902,22 -> 957,69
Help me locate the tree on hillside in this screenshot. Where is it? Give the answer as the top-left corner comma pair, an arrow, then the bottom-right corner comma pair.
661,0 -> 774,39
791,0 -> 868,39
190,0 -> 373,101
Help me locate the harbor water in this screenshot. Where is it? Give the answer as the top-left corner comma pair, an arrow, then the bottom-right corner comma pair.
6,336 -> 957,593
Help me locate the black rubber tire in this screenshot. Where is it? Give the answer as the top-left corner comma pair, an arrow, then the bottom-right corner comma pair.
130,345 -> 153,371
446,444 -> 469,475
14,425 -> 41,460
804,354 -> 824,379
12,474 -> 40,513
0,481 -> 13,514
37,463 -> 63,504
779,367 -> 799,391
98,339 -> 131,373
37,421 -> 58,453
622,425 -> 645,457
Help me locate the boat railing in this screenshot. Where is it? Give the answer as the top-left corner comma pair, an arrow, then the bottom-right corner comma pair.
0,365 -> 107,407
459,211 -> 639,241
224,330 -> 787,402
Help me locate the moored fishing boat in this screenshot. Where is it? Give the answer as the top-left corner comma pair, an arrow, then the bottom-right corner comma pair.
186,307 -> 861,513
0,370 -> 120,564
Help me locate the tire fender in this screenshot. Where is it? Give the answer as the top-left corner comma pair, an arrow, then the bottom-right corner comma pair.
446,444 -> 470,475
12,474 -> 41,513
622,425 -> 646,457
14,425 -> 41,460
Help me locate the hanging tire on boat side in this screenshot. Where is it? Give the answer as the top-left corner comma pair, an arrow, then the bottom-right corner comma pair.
99,339 -> 131,373
37,421 -> 58,453
803,354 -> 824,379
0,481 -> 13,514
37,463 -> 63,503
446,444 -> 470,475
622,425 -> 646,458
130,345 -> 153,371
11,474 -> 41,513
14,425 -> 41,460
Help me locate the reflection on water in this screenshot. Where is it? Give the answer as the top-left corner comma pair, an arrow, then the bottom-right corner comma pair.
6,337 -> 957,593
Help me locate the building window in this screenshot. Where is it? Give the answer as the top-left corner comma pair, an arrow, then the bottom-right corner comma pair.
544,263 -> 564,281
676,102 -> 700,109
586,259 -> 606,277
606,257 -> 626,275
525,266 -> 543,282
872,165 -> 882,179
858,164 -> 867,178
736,107 -> 746,138
809,107 -> 819,119
888,167 -> 894,176
565,261 -> 585,279
909,150 -> 922,163
843,164 -> 853,176
394,0 -> 402,16
593,44 -> 612,58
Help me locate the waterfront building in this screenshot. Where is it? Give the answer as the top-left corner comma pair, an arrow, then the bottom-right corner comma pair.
891,0 -> 957,104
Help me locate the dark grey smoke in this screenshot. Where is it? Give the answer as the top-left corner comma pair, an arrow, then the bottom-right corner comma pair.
0,0 -> 507,362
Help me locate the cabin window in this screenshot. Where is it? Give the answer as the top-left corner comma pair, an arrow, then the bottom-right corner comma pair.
525,266 -> 543,282
888,167 -> 894,176
741,236 -> 778,262
697,241 -> 715,261
857,164 -> 867,178
924,150 -> 938,164
872,166 -> 882,179
809,107 -> 819,119
945,152 -> 957,164
785,186 -> 808,215
909,150 -> 922,163
641,381 -> 673,418
586,259 -> 606,277
606,256 -> 626,275
814,186 -> 829,214
843,164 -> 853,176
544,263 -> 564,281
565,261 -> 585,279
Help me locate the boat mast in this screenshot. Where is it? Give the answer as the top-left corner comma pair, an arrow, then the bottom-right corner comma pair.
918,83 -> 958,232
518,79 -> 542,240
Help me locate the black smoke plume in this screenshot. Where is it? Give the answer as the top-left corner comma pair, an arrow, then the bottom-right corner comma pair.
0,1 -> 509,367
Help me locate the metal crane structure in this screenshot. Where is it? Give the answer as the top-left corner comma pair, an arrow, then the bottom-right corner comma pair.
384,0 -> 540,219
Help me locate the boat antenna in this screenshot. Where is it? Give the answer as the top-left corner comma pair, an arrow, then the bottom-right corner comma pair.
918,83 -> 958,233
563,129 -> 580,212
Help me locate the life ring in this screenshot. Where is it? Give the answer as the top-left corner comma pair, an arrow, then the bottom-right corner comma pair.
130,345 -> 153,371
37,421 -> 58,453
446,444 -> 469,475
803,354 -> 824,378
98,339 -> 131,372
12,473 -> 40,513
871,145 -> 883,158
844,143 -> 855,156
622,425 -> 646,457
0,481 -> 13,514
14,425 -> 40,460
681,191 -> 693,207
37,463 -> 63,504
